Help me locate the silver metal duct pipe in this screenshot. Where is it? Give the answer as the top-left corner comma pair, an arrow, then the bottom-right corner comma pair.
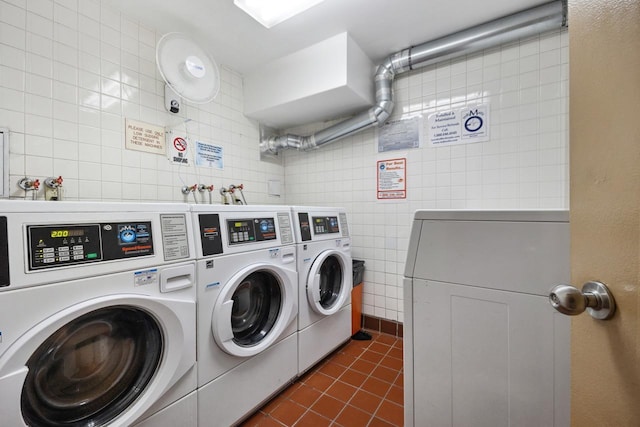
260,0 -> 567,156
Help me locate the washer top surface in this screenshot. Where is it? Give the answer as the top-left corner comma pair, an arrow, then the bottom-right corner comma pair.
190,203 -> 288,213
0,199 -> 191,213
412,209 -> 569,222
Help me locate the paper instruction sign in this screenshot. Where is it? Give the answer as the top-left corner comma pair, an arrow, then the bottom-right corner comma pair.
195,141 -> 224,169
377,158 -> 406,200
125,119 -> 165,154
378,116 -> 423,152
428,104 -> 490,147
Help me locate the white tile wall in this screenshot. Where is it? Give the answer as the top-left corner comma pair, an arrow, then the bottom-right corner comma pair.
283,29 -> 569,322
1,0 -> 284,203
1,0 -> 568,323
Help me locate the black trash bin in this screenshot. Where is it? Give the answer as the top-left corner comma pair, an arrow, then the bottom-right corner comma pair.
351,260 -> 370,340
352,259 -> 365,286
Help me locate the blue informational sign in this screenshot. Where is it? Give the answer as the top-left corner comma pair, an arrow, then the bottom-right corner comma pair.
195,141 -> 224,169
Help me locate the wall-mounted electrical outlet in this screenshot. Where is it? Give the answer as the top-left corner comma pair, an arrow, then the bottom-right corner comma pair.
165,84 -> 180,114
268,179 -> 281,197
45,186 -> 60,201
44,176 -> 63,201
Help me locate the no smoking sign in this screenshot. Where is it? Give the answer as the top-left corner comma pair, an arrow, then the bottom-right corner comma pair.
169,135 -> 189,165
174,137 -> 187,152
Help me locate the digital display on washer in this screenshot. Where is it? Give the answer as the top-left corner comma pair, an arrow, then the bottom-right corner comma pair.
227,217 -> 277,245
27,221 -> 154,270
49,228 -> 85,238
312,216 -> 340,235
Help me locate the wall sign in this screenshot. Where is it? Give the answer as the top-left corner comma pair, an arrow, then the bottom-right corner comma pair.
378,116 -> 423,152
125,119 -> 165,154
166,130 -> 190,165
377,158 -> 406,200
461,105 -> 490,142
428,104 -> 490,147
195,141 -> 224,169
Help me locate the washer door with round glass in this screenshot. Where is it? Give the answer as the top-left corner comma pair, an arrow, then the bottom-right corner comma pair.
212,263 -> 297,358
20,306 -> 162,427
0,296 -> 195,427
306,250 -> 350,316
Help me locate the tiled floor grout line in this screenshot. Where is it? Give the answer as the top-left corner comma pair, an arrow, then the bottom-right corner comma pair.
363,342 -> 403,426
262,361 -> 345,426
323,338 -> 401,426
241,332 -> 404,426
295,374 -> 339,425
306,349 -> 361,426
290,346 -> 367,425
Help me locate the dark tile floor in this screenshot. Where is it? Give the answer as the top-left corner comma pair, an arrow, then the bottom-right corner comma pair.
241,331 -> 404,427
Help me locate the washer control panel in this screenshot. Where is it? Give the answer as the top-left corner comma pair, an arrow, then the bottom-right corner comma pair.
27,221 -> 154,270
312,216 -> 340,235
198,213 -> 292,256
227,217 -> 276,245
297,213 -> 341,242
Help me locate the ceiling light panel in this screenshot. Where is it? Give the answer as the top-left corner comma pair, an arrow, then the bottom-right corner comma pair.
234,0 -> 326,28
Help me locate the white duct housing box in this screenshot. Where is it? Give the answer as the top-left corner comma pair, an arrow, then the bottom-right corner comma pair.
243,33 -> 374,129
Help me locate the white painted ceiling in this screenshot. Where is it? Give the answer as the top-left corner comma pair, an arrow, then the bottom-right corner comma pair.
103,0 -> 551,76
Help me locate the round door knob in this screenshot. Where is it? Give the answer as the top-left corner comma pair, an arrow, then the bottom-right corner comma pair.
549,285 -> 587,315
549,281 -> 616,320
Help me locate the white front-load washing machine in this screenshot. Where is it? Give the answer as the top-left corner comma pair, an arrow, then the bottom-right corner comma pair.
291,206 -> 352,375
0,201 -> 197,427
192,204 -> 298,426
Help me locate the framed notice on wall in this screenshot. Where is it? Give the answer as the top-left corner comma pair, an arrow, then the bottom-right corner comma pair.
377,158 -> 406,200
